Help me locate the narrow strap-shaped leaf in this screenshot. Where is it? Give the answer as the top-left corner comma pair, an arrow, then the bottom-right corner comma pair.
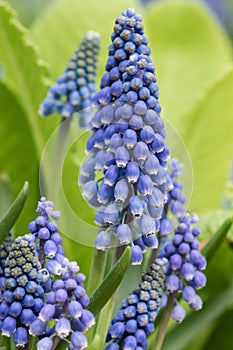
0,173 -> 12,219
0,181 -> 29,242
87,247 -> 131,316
202,217 -> 233,261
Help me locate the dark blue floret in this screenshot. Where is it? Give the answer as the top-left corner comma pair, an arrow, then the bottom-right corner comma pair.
79,8 -> 172,264
39,31 -> 100,128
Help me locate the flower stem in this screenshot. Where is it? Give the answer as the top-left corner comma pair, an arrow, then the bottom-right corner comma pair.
152,292 -> 178,350
26,335 -> 35,350
87,249 -> 108,295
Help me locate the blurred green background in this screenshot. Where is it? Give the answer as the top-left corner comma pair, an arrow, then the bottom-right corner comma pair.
0,0 -> 233,349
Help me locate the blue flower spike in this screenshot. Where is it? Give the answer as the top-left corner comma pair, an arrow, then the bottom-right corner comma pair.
0,234 -> 44,346
105,258 -> 167,349
158,159 -> 207,322
39,31 -> 100,127
0,197 -> 94,349
79,8 -> 172,264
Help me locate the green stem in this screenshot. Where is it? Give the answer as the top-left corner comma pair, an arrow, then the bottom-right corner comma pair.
51,336 -> 61,350
87,249 -> 108,295
152,292 -> 178,350
25,335 -> 34,350
50,118 -> 71,200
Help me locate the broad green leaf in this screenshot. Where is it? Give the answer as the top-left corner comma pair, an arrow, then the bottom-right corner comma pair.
145,0 -> 232,130
201,217 -> 233,261
200,309 -> 233,350
0,181 -> 29,242
87,247 -> 131,316
0,82 -> 40,232
181,67 -> 233,212
31,0 -> 138,81
0,1 -> 56,157
6,0 -> 52,27
163,283 -> 233,350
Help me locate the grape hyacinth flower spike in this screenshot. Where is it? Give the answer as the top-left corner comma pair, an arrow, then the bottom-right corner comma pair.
79,8 -> 173,264
0,197 -> 94,348
105,258 -> 167,349
39,31 -> 100,127
27,197 -> 95,349
0,234 -> 44,347
158,159 -> 207,322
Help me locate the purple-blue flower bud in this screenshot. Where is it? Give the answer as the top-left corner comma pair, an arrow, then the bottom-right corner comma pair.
172,305 -> 186,323
114,180 -> 129,203
55,317 -> 71,338
13,327 -> 28,347
166,275 -> 179,293
37,337 -> 53,350
117,224 -> 132,244
130,245 -> 143,265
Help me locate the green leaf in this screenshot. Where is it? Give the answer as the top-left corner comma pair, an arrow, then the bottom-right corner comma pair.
0,82 -> 41,232
0,181 -> 29,242
0,174 -> 12,219
0,1 -> 55,157
6,0 -> 52,27
199,209 -> 233,242
31,0 -> 138,81
201,217 -> 233,261
181,67 -> 233,212
87,247 -> 131,316
163,284 -> 233,350
145,0 -> 232,130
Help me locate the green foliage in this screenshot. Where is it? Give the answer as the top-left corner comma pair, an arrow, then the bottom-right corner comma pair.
0,82 -> 40,232
201,217 -> 233,260
0,181 -> 29,242
182,68 -> 233,212
87,247 -> 131,316
145,0 -> 232,129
